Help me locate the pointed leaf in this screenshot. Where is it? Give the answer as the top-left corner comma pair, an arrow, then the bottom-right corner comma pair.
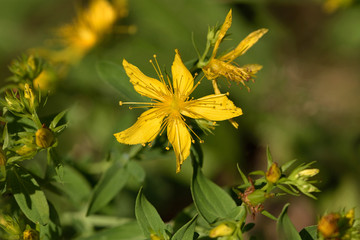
266,146 -> 273,170
87,159 -> 130,215
8,168 -> 49,225
49,109 -> 68,129
277,204 -> 301,240
299,225 -> 317,240
191,168 -> 237,224
135,187 -> 167,239
171,215 -> 198,240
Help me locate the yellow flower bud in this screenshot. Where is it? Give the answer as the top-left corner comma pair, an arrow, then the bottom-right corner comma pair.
296,169 -> 319,178
209,223 -> 235,238
23,229 -> 39,240
35,127 -> 54,148
150,233 -> 162,240
266,163 -> 281,183
318,213 -> 340,238
16,145 -> 36,156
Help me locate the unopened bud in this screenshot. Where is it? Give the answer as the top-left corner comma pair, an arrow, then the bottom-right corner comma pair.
296,169 -> 319,178
266,163 -> 281,183
23,229 -> 39,240
35,127 -> 54,148
318,213 -> 340,238
209,223 -> 235,238
247,189 -> 268,206
150,233 -> 163,240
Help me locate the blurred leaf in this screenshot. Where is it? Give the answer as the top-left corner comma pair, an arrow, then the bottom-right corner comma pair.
299,225 -> 317,240
127,160 -> 146,184
39,202 -> 62,240
3,123 -> 9,149
47,148 -> 64,183
0,165 -> 6,182
87,159 -> 130,215
277,204 -> 301,240
261,210 -> 278,221
281,159 -> 297,173
135,187 -> 168,239
171,214 -> 198,240
96,61 -> 144,102
49,109 -> 68,129
237,164 -> 249,185
191,168 -> 237,224
77,221 -> 144,240
242,223 -> 255,233
266,146 -> 273,170
7,167 -> 49,225
226,205 -> 246,222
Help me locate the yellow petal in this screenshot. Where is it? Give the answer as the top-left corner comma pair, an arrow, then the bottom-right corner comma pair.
171,49 -> 194,97
220,28 -> 268,61
167,117 -> 191,173
182,94 -> 242,121
211,9 -> 232,60
114,108 -> 164,144
123,59 -> 169,101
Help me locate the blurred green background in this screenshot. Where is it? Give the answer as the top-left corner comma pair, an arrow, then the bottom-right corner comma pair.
1,0 -> 360,238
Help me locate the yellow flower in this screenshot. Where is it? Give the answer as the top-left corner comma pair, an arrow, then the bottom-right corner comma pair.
209,223 -> 235,238
35,127 -> 55,148
114,50 -> 242,173
318,213 -> 340,238
323,0 -> 353,13
202,9 -> 268,92
33,69 -> 57,92
51,0 -> 125,63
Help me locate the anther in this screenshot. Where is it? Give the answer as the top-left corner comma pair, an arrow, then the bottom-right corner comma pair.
119,101 -> 123,106
142,143 -> 146,147
199,140 -> 204,144
165,147 -> 170,150
191,140 -> 195,144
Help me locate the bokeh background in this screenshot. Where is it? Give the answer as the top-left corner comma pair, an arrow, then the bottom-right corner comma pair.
1,0 -> 360,239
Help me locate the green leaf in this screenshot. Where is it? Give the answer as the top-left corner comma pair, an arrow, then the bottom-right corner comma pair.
47,148 -> 64,182
87,159 -> 130,215
171,215 -> 198,240
237,164 -> 249,185
77,221 -> 144,240
127,160 -> 146,184
96,61 -> 144,102
266,146 -> 273,170
135,187 -> 168,239
39,202 -> 62,240
191,168 -> 237,224
8,167 -> 49,225
277,204 -> 301,240
49,109 -> 68,129
281,159 -> 297,173
261,210 -> 278,221
3,123 -> 9,149
190,140 -> 203,169
226,205 -> 246,222
299,225 -> 317,240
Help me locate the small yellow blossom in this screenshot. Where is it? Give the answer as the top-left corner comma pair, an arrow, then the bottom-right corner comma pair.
202,9 -> 268,92
23,229 -> 39,240
318,213 -> 340,238
48,0 -> 128,64
209,223 -> 235,238
33,69 -> 57,92
323,0 -> 353,13
24,83 -> 35,110
114,50 -> 242,173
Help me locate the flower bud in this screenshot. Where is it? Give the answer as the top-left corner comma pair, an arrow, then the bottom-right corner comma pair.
209,223 -> 235,238
318,213 -> 340,238
35,127 -> 54,148
16,145 -> 36,156
247,189 -> 267,206
0,214 -> 21,235
23,228 -> 39,240
150,233 -> 162,240
266,162 -> 281,183
296,169 -> 319,178
24,83 -> 36,110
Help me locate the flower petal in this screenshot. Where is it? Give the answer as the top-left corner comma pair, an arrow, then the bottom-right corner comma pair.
171,49 -> 194,97
211,9 -> 232,60
123,59 -> 169,101
167,117 -> 191,173
114,108 -> 164,144
220,28 -> 268,61
182,94 -> 243,121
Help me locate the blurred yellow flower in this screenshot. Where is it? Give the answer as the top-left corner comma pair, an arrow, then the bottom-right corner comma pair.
202,9 -> 268,92
114,50 -> 242,173
33,69 -> 57,92
323,0 -> 353,13
48,0 -> 128,64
